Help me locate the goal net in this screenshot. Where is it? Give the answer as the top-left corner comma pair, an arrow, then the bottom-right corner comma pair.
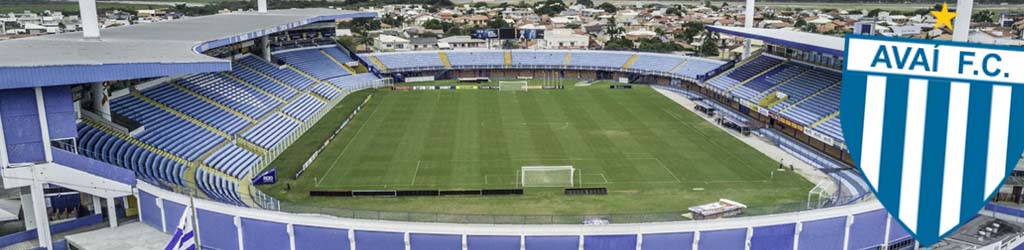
499,81 -> 528,91
521,166 -> 575,187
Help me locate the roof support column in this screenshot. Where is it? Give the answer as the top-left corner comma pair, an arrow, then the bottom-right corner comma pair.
742,0 -> 755,59
952,0 -> 973,42
258,0 -> 268,13
78,0 -> 100,39
91,82 -> 110,121
262,36 -> 272,62
30,181 -> 53,250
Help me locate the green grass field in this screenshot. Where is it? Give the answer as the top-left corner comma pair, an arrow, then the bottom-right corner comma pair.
259,80 -> 812,218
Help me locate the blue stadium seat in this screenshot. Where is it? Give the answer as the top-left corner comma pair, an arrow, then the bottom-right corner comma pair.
177,74 -> 281,119
238,56 -> 316,90
275,47 -> 351,80
241,114 -> 300,149
141,84 -> 251,134
203,144 -> 261,179
76,124 -> 185,186
282,94 -> 325,121
326,73 -> 379,90
110,95 -> 224,161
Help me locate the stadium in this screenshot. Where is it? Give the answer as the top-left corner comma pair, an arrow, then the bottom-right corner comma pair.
1,2 -> 1024,250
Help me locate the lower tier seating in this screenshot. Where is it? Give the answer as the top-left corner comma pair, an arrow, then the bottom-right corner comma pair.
203,144 -> 261,179
311,84 -> 339,99
327,73 -> 379,90
242,114 -> 300,149
196,168 -> 246,207
76,124 -> 186,186
282,94 -> 325,121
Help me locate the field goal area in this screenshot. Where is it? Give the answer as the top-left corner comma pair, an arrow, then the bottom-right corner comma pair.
499,81 -> 528,91
520,166 -> 576,187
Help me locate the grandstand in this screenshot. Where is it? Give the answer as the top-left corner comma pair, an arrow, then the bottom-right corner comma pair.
0,4 -> 1019,250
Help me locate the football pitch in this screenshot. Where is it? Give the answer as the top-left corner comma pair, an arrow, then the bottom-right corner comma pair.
260,80 -> 813,217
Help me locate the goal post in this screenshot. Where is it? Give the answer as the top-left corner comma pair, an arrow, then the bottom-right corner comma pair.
499,81 -> 528,92
521,166 -> 575,187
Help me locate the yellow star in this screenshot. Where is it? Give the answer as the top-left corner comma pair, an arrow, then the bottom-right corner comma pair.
931,2 -> 958,31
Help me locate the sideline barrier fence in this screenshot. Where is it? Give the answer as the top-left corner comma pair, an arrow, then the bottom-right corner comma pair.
245,78 -> 393,209
136,181 -> 916,250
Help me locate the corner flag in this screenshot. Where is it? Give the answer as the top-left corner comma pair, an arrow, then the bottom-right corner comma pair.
165,205 -> 196,250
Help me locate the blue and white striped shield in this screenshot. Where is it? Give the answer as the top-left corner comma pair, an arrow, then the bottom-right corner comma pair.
841,34 -> 1024,246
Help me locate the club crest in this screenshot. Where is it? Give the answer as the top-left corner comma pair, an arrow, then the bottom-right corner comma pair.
841,35 -> 1024,246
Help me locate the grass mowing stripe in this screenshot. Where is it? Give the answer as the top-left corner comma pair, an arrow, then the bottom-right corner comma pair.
263,81 -> 814,216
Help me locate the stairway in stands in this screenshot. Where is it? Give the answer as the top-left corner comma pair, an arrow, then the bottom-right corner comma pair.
438,51 -> 452,69
367,55 -> 388,72
320,50 -> 358,75
621,55 -> 639,69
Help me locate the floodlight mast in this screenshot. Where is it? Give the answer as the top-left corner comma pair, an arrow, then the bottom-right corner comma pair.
742,0 -> 755,59
79,0 -> 100,39
953,0 -> 973,42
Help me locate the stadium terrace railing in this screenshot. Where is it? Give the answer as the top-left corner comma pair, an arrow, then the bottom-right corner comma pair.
258,194 -> 871,224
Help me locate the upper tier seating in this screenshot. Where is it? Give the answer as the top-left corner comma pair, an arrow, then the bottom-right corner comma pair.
730,64 -> 805,101
141,84 -> 250,135
567,51 -> 632,68
782,83 -> 841,126
275,48 -> 350,80
445,51 -> 506,67
768,68 -> 842,113
327,73 -> 380,90
706,56 -> 783,91
228,66 -> 297,100
815,118 -> 844,143
203,144 -> 261,179
77,124 -> 186,186
242,113 -> 299,149
178,74 -> 281,119
510,51 -> 566,67
111,95 -> 223,161
282,94 -> 325,121
372,52 -> 443,70
238,56 -> 316,90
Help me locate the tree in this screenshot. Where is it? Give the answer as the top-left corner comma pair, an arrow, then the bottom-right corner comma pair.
576,0 -> 593,8
666,6 -> 683,16
603,38 -> 633,50
676,21 -> 704,43
422,19 -> 445,30
803,23 -> 818,33
473,2 -> 489,8
487,18 -> 509,29
794,19 -> 807,28
974,10 -> 995,23
535,0 -> 567,16
638,38 -> 683,52
867,9 -> 882,17
699,30 -> 719,56
598,2 -> 618,13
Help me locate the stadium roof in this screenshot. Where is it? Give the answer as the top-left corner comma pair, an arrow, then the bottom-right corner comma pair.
0,9 -> 375,90
706,26 -> 845,57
